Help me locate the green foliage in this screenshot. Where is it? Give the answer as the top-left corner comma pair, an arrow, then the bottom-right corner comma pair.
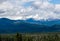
16,33 -> 22,41
0,33 -> 60,41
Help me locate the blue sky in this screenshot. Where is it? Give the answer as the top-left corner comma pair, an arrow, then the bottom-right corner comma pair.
24,0 -> 60,7
23,1 -> 33,7
50,0 -> 60,4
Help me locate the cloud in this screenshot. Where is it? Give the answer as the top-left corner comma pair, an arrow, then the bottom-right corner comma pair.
0,0 -> 7,3
0,0 -> 60,20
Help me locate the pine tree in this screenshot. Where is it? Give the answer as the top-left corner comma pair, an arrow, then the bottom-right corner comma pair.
16,33 -> 22,41
0,35 -> 2,41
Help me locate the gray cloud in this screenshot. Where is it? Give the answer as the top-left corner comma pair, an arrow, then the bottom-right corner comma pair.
0,0 -> 7,3
0,0 -> 60,20
0,10 -> 5,13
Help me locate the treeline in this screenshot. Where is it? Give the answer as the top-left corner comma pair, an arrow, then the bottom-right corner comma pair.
0,33 -> 60,41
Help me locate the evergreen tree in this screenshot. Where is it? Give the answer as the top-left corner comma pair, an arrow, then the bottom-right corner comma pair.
0,35 -> 2,41
16,33 -> 22,41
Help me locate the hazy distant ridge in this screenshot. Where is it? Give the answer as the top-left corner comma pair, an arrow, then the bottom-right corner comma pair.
0,18 -> 60,33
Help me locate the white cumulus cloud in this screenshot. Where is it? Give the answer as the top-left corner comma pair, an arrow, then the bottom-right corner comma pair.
0,0 -> 60,20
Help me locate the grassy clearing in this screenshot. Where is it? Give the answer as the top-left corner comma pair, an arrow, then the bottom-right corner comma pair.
0,32 -> 60,41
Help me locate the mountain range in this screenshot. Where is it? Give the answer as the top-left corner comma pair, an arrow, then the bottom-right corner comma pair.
0,18 -> 60,33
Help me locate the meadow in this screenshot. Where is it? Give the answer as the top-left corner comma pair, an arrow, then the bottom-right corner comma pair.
0,32 -> 60,41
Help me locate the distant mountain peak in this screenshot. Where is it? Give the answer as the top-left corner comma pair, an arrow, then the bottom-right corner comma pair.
0,18 -> 60,26
0,18 -> 59,33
